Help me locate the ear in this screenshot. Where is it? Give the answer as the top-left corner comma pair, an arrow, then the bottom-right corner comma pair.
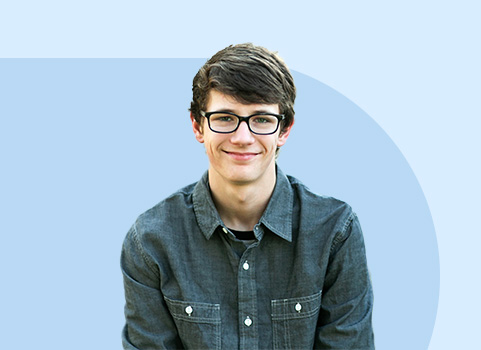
191,112 -> 205,143
276,121 -> 294,147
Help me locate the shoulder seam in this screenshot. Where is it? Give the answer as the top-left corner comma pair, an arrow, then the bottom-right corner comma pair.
330,211 -> 356,254
131,223 -> 160,277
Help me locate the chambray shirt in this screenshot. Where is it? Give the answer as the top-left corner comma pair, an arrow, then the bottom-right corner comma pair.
121,167 -> 374,349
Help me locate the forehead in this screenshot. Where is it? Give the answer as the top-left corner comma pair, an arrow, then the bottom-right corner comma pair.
206,89 -> 279,114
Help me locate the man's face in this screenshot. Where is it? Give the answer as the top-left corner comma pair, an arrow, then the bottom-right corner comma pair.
192,89 -> 291,186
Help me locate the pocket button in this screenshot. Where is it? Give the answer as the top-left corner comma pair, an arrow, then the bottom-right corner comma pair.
185,305 -> 193,316
295,303 -> 302,313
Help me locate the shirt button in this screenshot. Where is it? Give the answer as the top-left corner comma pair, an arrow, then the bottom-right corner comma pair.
243,261 -> 250,270
295,303 -> 302,312
244,316 -> 252,327
222,227 -> 228,234
185,306 -> 193,316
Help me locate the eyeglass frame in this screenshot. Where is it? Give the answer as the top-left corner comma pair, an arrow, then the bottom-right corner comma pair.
200,111 -> 285,135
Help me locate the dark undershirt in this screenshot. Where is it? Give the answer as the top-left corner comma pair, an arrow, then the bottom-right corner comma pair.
229,228 -> 256,241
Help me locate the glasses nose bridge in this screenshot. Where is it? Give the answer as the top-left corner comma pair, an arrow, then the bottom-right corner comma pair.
235,115 -> 253,132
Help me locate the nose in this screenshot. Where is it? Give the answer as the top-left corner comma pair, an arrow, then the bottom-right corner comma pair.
230,120 -> 255,145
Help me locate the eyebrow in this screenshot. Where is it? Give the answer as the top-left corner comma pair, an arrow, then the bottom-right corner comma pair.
211,109 -> 277,115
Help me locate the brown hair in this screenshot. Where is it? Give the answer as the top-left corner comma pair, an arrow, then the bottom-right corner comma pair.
190,43 -> 296,133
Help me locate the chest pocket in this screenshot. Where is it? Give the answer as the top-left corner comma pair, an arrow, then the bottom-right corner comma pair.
271,290 -> 322,350
164,296 -> 221,350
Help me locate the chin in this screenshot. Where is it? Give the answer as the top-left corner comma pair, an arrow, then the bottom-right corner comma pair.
224,169 -> 259,185
227,174 -> 255,184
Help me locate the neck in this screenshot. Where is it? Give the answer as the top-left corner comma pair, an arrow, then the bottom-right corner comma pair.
208,166 -> 277,231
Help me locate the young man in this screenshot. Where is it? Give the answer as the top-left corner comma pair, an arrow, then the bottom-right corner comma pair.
121,43 -> 374,349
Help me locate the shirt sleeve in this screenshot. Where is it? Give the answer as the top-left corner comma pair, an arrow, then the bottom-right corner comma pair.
315,212 -> 375,349
121,224 -> 183,350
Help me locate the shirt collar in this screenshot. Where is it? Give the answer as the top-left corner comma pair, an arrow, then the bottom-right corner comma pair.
258,166 -> 293,242
192,166 -> 293,242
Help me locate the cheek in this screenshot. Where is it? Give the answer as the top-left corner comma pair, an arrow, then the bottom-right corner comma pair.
203,136 -> 222,158
264,137 -> 280,152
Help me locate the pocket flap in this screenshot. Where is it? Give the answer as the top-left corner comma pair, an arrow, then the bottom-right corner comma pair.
271,290 -> 322,320
164,296 -> 221,323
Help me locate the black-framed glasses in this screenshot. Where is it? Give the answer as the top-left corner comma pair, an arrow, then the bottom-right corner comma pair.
200,111 -> 285,135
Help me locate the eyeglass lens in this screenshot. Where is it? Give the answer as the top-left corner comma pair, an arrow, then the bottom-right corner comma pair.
208,113 -> 279,134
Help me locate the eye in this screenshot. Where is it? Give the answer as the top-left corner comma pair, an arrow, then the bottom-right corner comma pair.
211,113 -> 235,122
252,115 -> 274,124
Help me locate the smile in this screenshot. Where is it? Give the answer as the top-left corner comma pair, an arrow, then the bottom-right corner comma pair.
224,151 -> 259,161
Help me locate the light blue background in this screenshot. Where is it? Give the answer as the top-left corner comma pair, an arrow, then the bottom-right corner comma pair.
0,59 -> 438,349
1,1 -> 480,349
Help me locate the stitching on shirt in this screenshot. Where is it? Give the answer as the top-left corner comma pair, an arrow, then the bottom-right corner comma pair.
330,212 -> 355,255
271,290 -> 323,320
131,223 -> 159,277
164,296 -> 221,323
192,174 -> 223,239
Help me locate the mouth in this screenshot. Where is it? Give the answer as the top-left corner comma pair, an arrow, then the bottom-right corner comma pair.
224,151 -> 259,161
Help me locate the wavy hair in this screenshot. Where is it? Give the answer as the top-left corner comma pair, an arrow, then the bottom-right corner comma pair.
190,43 -> 296,134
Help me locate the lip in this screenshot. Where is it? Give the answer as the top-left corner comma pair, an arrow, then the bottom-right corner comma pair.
224,151 -> 259,161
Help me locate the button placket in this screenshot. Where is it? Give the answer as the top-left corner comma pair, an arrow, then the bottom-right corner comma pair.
238,246 -> 258,348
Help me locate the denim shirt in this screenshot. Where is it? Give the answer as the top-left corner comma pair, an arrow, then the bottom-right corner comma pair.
121,167 -> 374,349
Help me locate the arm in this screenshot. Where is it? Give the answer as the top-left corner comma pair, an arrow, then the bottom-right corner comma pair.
315,213 -> 375,349
121,225 -> 182,350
